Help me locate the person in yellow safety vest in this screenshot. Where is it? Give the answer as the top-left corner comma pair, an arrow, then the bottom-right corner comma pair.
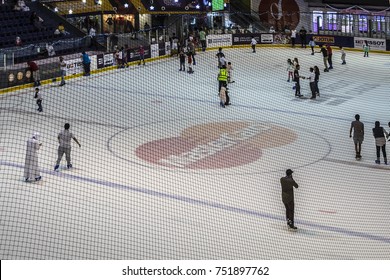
217,65 -> 231,106
218,65 -> 228,92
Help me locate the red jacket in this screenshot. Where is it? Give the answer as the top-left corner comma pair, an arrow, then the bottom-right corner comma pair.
27,61 -> 39,71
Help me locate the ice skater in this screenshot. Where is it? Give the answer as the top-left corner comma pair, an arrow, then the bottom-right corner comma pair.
179,49 -> 185,71
326,44 -> 333,69
227,62 -> 234,83
372,121 -> 388,164
217,65 -> 228,92
314,66 -> 320,96
287,59 -> 294,82
290,28 -> 297,48
293,64 -> 303,97
350,114 -> 364,160
216,47 -> 225,68
219,84 -> 227,108
339,46 -> 346,64
54,123 -> 81,171
187,51 -> 194,74
307,67 -> 316,99
308,37 -> 315,55
317,45 -> 329,72
138,45 -> 145,66
27,61 -> 41,86
280,169 -> 299,230
34,87 -> 43,112
59,56 -> 66,86
24,132 -> 42,182
363,41 -> 370,57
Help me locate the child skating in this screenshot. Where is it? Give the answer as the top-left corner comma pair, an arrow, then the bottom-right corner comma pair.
227,62 -> 235,83
179,49 -> 185,71
187,51 -> 194,74
34,87 -> 43,112
287,59 -> 294,82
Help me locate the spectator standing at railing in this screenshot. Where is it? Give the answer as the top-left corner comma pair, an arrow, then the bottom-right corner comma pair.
199,28 -> 206,52
299,27 -> 307,48
30,12 -> 43,31
15,36 -> 22,47
27,61 -> 41,86
89,26 -> 97,49
251,36 -> 257,53
81,51 -> 91,76
290,28 -> 297,48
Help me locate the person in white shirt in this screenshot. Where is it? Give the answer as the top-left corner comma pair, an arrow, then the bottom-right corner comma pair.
291,29 -> 297,48
54,123 -> 81,171
251,36 -> 257,53
307,67 -> 316,99
59,56 -> 66,86
339,46 -> 346,64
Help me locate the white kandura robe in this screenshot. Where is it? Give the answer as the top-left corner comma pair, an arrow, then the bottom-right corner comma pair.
24,137 -> 40,179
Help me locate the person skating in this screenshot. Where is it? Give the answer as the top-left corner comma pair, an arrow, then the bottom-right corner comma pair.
363,41 -> 370,57
227,62 -> 234,83
34,87 -> 43,112
339,46 -> 346,64
54,123 -> 81,171
24,132 -> 42,182
219,84 -> 227,108
280,169 -> 299,230
287,59 -> 294,82
326,44 -> 333,69
216,47 -> 225,68
138,45 -> 145,66
314,66 -> 320,97
317,45 -> 329,72
308,37 -> 315,55
372,121 -> 388,164
307,67 -> 316,99
179,49 -> 185,71
217,65 -> 228,92
290,28 -> 297,48
350,114 -> 364,160
59,56 -> 66,86
293,64 -> 303,97
27,61 -> 41,86
187,51 -> 194,74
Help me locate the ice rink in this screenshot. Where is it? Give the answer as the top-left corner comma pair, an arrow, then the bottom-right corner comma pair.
0,46 -> 389,259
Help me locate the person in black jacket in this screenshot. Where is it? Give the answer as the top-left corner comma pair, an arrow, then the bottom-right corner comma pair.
280,169 -> 299,230
372,121 -> 389,164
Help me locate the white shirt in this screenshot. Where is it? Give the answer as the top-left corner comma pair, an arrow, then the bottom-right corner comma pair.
89,28 -> 96,37
308,72 -> 315,83
251,38 -> 257,45
60,60 -> 67,71
58,130 -> 74,148
291,30 -> 297,38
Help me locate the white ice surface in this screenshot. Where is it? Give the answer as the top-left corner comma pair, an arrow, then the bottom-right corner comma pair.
0,47 -> 389,259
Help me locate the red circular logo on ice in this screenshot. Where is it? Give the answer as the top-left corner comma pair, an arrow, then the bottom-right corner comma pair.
136,121 -> 297,169
258,0 -> 301,31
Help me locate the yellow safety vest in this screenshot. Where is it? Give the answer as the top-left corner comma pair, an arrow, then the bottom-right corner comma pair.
218,69 -> 228,82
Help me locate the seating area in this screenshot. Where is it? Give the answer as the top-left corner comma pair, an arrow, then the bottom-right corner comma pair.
0,4 -> 58,49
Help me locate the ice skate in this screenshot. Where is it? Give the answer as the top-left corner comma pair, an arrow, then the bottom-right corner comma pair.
375,160 -> 380,164
35,176 -> 42,181
67,164 -> 72,169
54,164 -> 59,171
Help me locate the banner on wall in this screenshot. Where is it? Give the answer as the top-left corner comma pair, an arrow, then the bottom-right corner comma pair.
127,47 -> 151,63
261,34 -> 274,43
313,36 -> 335,44
150,44 -> 159,58
206,34 -> 232,48
65,58 -> 83,75
354,37 -> 386,51
232,34 -> 261,45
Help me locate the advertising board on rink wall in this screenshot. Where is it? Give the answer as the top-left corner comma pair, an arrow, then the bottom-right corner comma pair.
232,34 -> 261,45
206,34 -> 233,48
354,37 -> 386,51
